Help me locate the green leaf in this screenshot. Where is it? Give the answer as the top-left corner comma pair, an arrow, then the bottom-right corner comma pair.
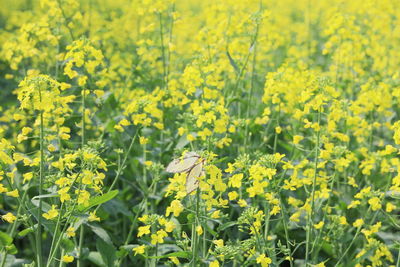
203,223 -> 218,236
157,244 -> 182,255
61,238 -> 75,253
87,252 -> 106,267
6,244 -> 18,255
0,231 -> 13,247
26,203 -> 56,234
88,224 -> 112,245
96,239 -> 116,267
31,193 -> 58,200
31,199 -> 52,212
176,135 -> 189,149
77,190 -> 119,212
217,221 -> 236,231
146,251 -> 192,259
321,241 -> 334,256
18,225 -> 37,237
226,50 -> 240,74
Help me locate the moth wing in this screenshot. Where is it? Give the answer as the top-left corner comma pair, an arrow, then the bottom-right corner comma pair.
166,156 -> 199,173
186,162 -> 203,194
183,151 -> 199,158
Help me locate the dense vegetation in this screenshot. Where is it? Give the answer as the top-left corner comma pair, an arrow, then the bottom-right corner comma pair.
1,0 -> 400,266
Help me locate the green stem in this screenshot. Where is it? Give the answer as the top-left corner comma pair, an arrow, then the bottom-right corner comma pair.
305,108 -> 321,266
159,12 -> 167,89
115,178 -> 159,266
46,202 -> 65,266
191,189 -> 200,266
334,226 -> 361,267
244,2 -> 261,151
280,200 -> 294,267
94,129 -> 140,214
37,93 -> 44,267
58,249 -> 65,267
82,90 -> 86,147
46,181 -> 83,267
77,225 -> 85,267
0,180 -> 32,267
77,87 -> 86,267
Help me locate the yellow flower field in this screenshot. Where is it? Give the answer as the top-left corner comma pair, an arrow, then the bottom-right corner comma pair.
1,0 -> 400,266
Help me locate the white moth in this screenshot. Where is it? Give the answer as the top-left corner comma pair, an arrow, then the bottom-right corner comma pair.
166,151 -> 204,194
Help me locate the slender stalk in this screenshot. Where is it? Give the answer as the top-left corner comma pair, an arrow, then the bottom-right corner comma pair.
77,225 -> 85,267
159,12 -> 167,89
82,90 -> 86,147
77,88 -> 86,267
46,202 -> 65,266
305,108 -> 321,266
46,181 -> 84,267
36,89 -> 45,267
94,129 -> 140,214
58,249 -> 65,267
56,0 -> 75,40
0,179 -> 32,267
334,226 -> 361,267
273,106 -> 281,154
0,249 -> 7,267
280,199 -> 294,267
244,1 -> 262,151
143,142 -> 147,195
191,189 -> 201,267
116,178 -> 159,266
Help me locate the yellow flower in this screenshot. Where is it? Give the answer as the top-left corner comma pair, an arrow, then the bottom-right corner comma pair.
144,161 -> 153,166
187,134 -> 196,142
238,199 -> 247,207
2,212 -> 16,223
47,144 -> 56,152
196,225 -> 203,235
166,200 -> 184,217
43,205 -> 59,220
76,189 -> 90,206
314,221 -> 324,229
353,218 -> 364,228
213,239 -> 224,247
211,210 -> 221,219
139,136 -> 149,145
6,189 -> 19,198
256,254 -> 272,267
88,211 -> 101,222
62,255 -> 74,263
209,260 -> 220,267
133,245 -> 146,255
0,184 -> 7,193
137,225 -> 151,237
368,197 -> 382,211
163,220 -> 176,232
339,216 -> 347,225
229,173 -> 243,188
169,256 -> 180,265
66,227 -> 76,237
228,191 -> 239,200
21,127 -> 32,135
151,229 -> 168,245
293,135 -> 304,144
178,127 -> 187,136
386,202 -> 396,212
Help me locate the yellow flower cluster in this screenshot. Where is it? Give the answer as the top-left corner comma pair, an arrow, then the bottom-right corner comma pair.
1,0 -> 400,266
